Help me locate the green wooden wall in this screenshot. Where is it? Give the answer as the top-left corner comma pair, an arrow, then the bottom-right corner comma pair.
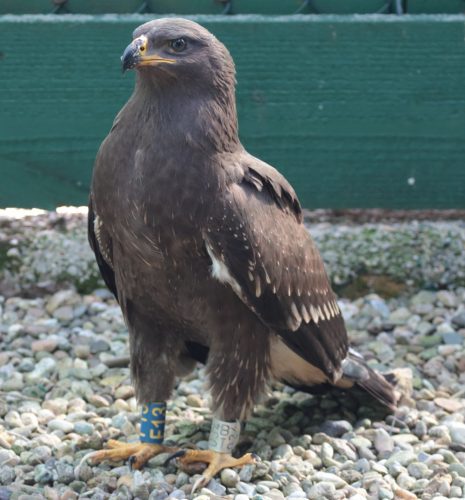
2,0 -> 465,15
1,14 -> 465,209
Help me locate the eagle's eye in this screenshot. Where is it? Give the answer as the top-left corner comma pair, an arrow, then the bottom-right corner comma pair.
170,38 -> 187,52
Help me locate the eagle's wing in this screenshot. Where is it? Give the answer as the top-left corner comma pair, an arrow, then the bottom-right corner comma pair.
205,155 -> 348,381
88,197 -> 118,300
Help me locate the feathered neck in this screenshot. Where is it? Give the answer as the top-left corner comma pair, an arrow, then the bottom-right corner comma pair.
132,68 -> 240,154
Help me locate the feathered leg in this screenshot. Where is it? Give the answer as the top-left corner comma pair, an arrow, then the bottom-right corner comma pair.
85,302 -> 184,468
176,326 -> 270,492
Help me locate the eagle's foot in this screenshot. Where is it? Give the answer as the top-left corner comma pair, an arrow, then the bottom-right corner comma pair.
85,439 -> 177,469
176,449 -> 258,493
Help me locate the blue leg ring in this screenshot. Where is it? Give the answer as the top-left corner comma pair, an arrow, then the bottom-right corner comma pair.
140,402 -> 166,444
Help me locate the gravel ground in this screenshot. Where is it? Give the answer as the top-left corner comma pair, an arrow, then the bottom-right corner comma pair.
0,210 -> 465,500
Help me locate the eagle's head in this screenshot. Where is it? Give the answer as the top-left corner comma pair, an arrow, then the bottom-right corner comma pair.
121,18 -> 235,90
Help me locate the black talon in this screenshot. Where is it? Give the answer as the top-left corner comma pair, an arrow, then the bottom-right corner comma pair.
164,449 -> 187,466
128,455 -> 137,469
251,453 -> 260,462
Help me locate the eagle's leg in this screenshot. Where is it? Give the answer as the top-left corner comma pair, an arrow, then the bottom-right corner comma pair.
177,328 -> 269,492
86,403 -> 177,468
85,309 -> 185,469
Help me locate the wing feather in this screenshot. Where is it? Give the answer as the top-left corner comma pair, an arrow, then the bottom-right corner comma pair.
88,197 -> 118,300
206,156 -> 348,381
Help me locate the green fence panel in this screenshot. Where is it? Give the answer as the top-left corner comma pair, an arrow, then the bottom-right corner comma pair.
227,0 -> 306,15
408,1 -> 465,13
1,1 -> 465,15
305,1 -> 392,14
1,14 -> 465,209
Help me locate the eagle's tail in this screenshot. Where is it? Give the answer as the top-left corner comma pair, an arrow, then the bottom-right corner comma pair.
340,349 -> 402,411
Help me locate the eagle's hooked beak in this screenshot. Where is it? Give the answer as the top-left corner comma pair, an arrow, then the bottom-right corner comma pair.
121,35 -> 176,73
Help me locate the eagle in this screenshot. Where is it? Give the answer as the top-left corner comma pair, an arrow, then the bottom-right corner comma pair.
87,18 -> 397,491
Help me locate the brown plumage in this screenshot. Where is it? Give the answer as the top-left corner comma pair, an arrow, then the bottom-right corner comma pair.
89,17 -> 396,462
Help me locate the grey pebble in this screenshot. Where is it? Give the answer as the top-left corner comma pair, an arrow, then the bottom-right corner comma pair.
407,461 -> 431,479
378,487 -> 395,499
4,411 -> 21,428
0,487 -> 12,500
396,471 -> 415,489
54,461 -> 75,484
441,449 -> 459,464
272,444 -> 293,460
48,419 -> 74,433
73,421 -> 94,435
255,484 -> 270,494
68,480 -> 86,493
258,481 -> 279,490
452,476 -> 465,489
283,483 -> 305,497
46,290 -> 75,313
437,479 -> 451,497
385,450 -> 416,467
185,394 -> 203,408
167,490 -> 185,499
355,458 -> 371,473
389,307 -> 411,324
175,472 -> 190,488
452,312 -> 465,328
87,393 -> 109,408
34,463 -> 53,484
221,469 -> 239,488
287,490 -> 307,498
69,367 -> 93,380
131,470 -> 150,498
312,471 -> 346,488
393,327 -> 414,344
374,428 -> 394,455
320,419 -> 353,437
341,469 -> 363,484
385,461 -> 404,477
307,482 -> 336,499
350,436 -> 372,449
437,290 -> 457,307
27,446 -> 51,465
90,339 -> 111,354
1,375 -> 25,392
414,420 -> 427,437
0,466 -> 15,486
74,462 -> 93,482
441,331 -> 463,345
205,479 -> 226,496
25,357 -> 56,381
0,451 -> 19,467
149,489 -> 169,500
446,422 -> 465,446
53,305 -> 75,322
18,358 -> 35,372
449,463 -> 465,477
450,485 -> 463,497
74,344 -> 91,359
267,489 -> 285,499
239,464 -> 254,482
267,428 -> 286,448
237,481 -> 255,496
42,398 -> 68,415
